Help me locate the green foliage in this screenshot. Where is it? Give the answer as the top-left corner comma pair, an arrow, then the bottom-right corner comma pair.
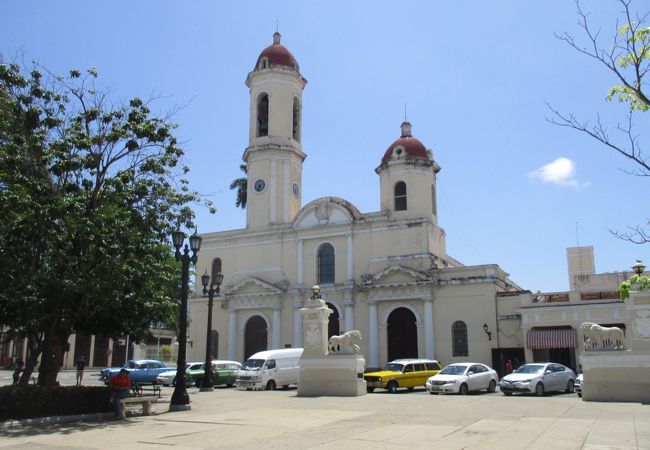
0,59 -> 211,384
159,344 -> 173,362
618,274 -> 650,299
230,163 -> 247,209
0,385 -> 111,420
606,23 -> 650,111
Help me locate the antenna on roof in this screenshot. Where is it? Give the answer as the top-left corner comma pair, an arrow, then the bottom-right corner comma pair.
276,19 -> 279,33
404,103 -> 408,122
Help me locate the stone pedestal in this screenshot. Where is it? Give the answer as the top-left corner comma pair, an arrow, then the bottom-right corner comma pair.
580,291 -> 650,402
298,354 -> 367,397
297,297 -> 366,397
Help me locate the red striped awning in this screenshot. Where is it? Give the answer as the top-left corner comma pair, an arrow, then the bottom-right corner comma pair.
527,329 -> 577,349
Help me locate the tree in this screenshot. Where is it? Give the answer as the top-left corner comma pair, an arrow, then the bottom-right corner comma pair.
548,0 -> 649,242
0,60 -> 211,385
230,163 -> 247,209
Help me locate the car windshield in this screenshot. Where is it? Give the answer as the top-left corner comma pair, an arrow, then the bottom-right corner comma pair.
383,363 -> 405,372
440,365 -> 468,375
242,359 -> 265,370
514,364 -> 545,374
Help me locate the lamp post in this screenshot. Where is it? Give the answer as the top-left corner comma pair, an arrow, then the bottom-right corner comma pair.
169,226 -> 202,412
482,323 -> 492,341
199,270 -> 224,392
633,260 -> 645,276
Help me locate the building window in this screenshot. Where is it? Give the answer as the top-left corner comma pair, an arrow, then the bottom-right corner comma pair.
257,93 -> 269,137
292,97 -> 301,142
452,321 -> 468,357
394,181 -> 407,211
211,258 -> 222,282
318,243 -> 335,284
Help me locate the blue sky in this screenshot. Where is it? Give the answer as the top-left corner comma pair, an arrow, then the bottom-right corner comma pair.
3,1 -> 647,293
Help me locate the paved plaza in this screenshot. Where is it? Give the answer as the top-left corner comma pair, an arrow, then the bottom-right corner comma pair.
1,370 -> 649,449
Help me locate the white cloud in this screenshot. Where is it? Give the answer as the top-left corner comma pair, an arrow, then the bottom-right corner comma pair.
528,157 -> 587,188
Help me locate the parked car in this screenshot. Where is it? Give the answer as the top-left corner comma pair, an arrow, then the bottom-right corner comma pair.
499,362 -> 576,396
156,362 -> 204,386
425,362 -> 498,395
236,348 -> 303,390
99,359 -> 170,384
364,359 -> 441,393
575,373 -> 583,397
187,360 -> 242,387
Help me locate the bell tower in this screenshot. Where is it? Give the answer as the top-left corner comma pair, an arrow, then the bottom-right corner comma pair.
244,32 -> 307,229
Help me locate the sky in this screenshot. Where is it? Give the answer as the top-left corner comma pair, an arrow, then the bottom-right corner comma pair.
3,1 -> 648,293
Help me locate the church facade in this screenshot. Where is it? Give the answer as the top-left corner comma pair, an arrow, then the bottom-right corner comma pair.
189,33 -> 524,371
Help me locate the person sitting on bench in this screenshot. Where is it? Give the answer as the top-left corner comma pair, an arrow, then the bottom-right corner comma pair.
109,369 -> 131,419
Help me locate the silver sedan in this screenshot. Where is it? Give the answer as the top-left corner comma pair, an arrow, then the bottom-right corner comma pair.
426,363 -> 498,395
499,362 -> 576,396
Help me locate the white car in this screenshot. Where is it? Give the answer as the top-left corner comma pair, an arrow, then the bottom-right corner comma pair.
575,373 -> 583,397
156,362 -> 204,386
425,363 -> 498,395
499,362 -> 576,396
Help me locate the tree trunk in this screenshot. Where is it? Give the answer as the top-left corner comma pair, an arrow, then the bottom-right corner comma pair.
19,333 -> 42,385
37,328 -> 69,386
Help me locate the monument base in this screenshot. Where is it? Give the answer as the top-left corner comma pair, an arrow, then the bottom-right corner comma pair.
298,354 -> 366,397
580,352 -> 650,402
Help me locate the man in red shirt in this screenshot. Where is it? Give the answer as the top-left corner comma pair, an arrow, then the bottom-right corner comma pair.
109,369 -> 131,418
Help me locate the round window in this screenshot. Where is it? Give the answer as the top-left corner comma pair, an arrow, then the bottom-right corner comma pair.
253,179 -> 266,193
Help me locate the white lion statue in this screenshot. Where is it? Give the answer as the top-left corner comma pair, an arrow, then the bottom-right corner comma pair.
328,330 -> 362,354
580,322 -> 625,351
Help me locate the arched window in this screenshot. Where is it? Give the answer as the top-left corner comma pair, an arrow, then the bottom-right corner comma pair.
292,97 -> 301,141
394,181 -> 407,211
211,258 -> 222,283
452,321 -> 468,357
317,243 -> 335,284
257,93 -> 269,137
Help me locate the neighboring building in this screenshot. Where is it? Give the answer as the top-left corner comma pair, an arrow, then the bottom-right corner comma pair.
511,246 -> 640,372
189,33 -> 524,372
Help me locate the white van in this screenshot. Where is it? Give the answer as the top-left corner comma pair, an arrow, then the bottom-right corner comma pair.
236,348 -> 303,390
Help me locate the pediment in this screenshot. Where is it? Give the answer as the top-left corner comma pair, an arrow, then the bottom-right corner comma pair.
293,197 -> 361,230
363,264 -> 431,286
226,277 -> 285,297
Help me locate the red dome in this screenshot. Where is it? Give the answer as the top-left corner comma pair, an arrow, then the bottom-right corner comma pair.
255,32 -> 299,71
381,122 -> 429,163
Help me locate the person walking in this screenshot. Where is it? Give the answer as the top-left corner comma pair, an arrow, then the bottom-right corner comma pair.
12,359 -> 23,384
109,369 -> 131,419
75,355 -> 86,386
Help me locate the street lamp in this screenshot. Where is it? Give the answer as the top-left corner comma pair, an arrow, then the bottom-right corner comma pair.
169,225 -> 202,412
633,260 -> 645,275
199,270 -> 224,392
482,323 -> 492,341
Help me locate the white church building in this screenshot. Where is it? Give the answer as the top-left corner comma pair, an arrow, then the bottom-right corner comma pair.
189,32 -> 527,371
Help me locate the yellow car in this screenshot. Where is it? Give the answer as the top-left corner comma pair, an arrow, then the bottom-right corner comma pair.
364,359 -> 442,393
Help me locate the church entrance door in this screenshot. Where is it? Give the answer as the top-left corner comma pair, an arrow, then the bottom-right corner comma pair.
244,315 -> 267,361
326,302 -> 340,339
387,307 -> 418,361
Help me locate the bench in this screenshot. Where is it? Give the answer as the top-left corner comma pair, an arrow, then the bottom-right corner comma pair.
130,382 -> 161,397
119,396 -> 156,419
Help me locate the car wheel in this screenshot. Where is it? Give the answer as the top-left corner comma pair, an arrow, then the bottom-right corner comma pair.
366,387 -> 375,393
459,383 -> 469,395
265,380 -> 276,391
487,380 -> 497,393
502,391 -> 512,396
429,392 -> 438,395
226,383 -> 234,388
407,387 -> 414,391
535,383 -> 545,397
386,381 -> 398,393
565,379 -> 575,393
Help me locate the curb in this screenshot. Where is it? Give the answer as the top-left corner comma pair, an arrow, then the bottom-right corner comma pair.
0,412 -> 114,430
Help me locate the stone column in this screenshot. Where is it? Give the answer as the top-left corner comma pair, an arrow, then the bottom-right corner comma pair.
228,310 -> 237,361
368,300 -> 378,368
346,233 -> 353,281
343,291 -> 354,332
297,239 -> 304,285
424,298 -> 434,359
272,308 -> 281,349
293,294 -> 303,348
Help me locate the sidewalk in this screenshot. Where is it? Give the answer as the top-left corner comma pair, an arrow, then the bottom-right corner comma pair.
1,386 -> 649,449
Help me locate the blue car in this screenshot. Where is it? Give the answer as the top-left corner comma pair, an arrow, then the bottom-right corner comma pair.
100,359 -> 169,383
